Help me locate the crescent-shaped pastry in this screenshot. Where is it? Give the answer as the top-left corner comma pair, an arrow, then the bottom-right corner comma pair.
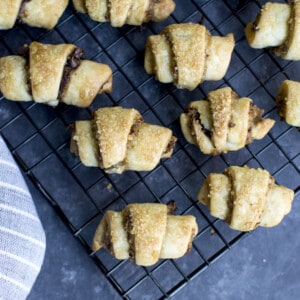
245,1 -> 300,60
0,42 -> 112,107
92,202 -> 198,266
198,166 -> 294,231
0,0 -> 68,30
180,87 -> 275,155
276,80 -> 300,127
144,23 -> 235,90
72,0 -> 175,27
70,106 -> 177,174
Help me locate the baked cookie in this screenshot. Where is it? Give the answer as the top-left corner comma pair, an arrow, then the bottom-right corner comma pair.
198,166 -> 294,231
0,0 -> 68,30
180,87 -> 275,155
73,0 -> 175,27
92,202 -> 198,266
0,42 -> 112,107
145,23 -> 235,90
245,1 -> 300,60
70,106 -> 177,173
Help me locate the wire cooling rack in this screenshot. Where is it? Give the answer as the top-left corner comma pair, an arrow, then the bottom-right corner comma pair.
0,0 -> 299,298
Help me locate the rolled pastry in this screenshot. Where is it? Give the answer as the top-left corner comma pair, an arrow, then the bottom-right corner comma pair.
276,80 -> 300,127
144,23 -> 235,90
70,106 -> 177,174
180,87 -> 275,155
92,202 -> 198,266
245,1 -> 300,60
0,42 -> 112,107
0,0 -> 68,30
198,166 -> 294,232
72,0 -> 175,27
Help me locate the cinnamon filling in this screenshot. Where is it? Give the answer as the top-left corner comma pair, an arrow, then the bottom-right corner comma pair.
186,228 -> 196,254
251,22 -> 259,32
166,200 -> 176,215
246,102 -> 264,144
58,47 -> 85,100
69,124 -> 79,156
276,98 -> 286,120
18,44 -> 32,95
162,136 -> 177,156
188,108 -> 212,139
124,211 -> 135,261
18,0 -> 32,20
91,118 -> 103,167
224,170 -> 234,224
101,221 -> 114,255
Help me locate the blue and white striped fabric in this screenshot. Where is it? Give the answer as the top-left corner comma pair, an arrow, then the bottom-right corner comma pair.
0,135 -> 46,299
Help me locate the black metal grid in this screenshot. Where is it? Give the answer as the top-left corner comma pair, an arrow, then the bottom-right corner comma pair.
0,0 -> 300,298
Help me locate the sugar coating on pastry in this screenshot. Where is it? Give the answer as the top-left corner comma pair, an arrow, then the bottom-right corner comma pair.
92,202 -> 198,266
180,87 -> 275,155
198,166 -> 294,231
74,0 -> 175,27
0,0 -> 67,30
0,42 -> 112,107
70,106 -> 177,174
145,23 -> 235,90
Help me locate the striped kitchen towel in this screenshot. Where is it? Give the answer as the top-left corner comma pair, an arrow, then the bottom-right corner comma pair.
0,135 -> 46,299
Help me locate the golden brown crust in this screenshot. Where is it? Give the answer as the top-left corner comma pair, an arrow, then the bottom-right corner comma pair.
0,0 -> 22,30
0,0 -> 67,30
30,42 -> 75,105
163,23 -> 207,90
0,56 -> 32,101
0,42 -> 112,107
94,107 -> 142,170
276,79 -> 300,127
70,121 -> 99,167
92,203 -> 198,266
180,87 -> 275,155
75,0 -> 175,26
71,106 -> 177,173
145,23 -> 234,90
20,0 -> 68,30
245,1 -> 300,60
198,166 -> 294,231
125,122 -> 174,171
61,61 -> 112,107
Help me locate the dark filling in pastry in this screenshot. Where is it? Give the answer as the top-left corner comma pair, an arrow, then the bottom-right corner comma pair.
276,89 -> 286,120
101,220 -> 114,255
186,228 -> 196,254
18,44 -> 32,95
188,108 -> 212,139
166,200 -> 176,215
18,0 -> 32,20
224,169 -> 234,224
162,136 -> 177,156
251,22 -> 259,32
274,1 -> 295,56
69,124 -> 79,156
145,0 -> 162,22
91,117 -> 103,168
246,102 -> 264,144
106,0 -> 112,22
58,47 -> 85,100
124,211 -> 135,261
